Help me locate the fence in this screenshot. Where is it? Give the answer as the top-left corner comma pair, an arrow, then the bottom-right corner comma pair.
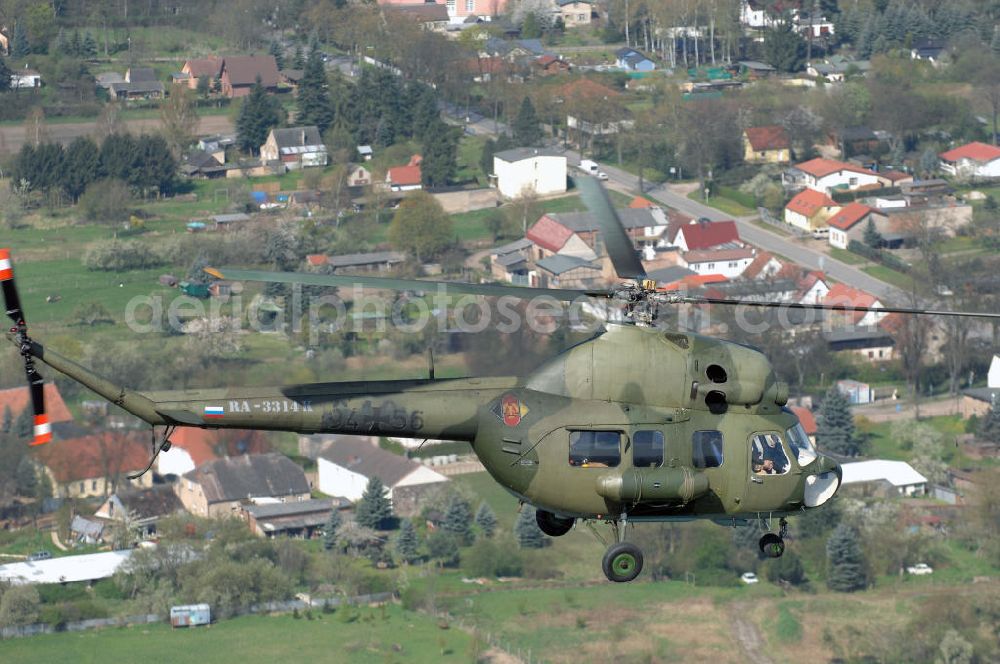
1,593 -> 394,640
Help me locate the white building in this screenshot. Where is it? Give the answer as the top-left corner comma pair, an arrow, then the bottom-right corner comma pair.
988,355 -> 1000,388
493,147 -> 567,199
10,67 -> 41,89
681,247 -> 755,278
784,157 -> 888,194
840,460 -> 928,497
939,142 -> 1000,179
317,437 -> 447,503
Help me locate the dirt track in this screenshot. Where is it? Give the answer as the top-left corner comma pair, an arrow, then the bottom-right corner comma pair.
0,115 -> 235,156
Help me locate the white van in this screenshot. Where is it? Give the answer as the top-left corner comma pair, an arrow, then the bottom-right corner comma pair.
579,159 -> 599,175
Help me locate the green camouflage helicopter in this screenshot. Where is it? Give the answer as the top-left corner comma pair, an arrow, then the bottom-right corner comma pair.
4,178 -> 996,582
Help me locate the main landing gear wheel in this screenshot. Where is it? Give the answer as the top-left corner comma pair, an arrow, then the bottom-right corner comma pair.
759,533 -> 785,558
536,510 -> 574,537
603,542 -> 643,583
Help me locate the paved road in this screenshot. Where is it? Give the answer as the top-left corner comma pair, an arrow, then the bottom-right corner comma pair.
0,115 -> 235,156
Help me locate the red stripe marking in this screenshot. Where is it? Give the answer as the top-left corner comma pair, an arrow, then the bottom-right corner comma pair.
30,433 -> 52,446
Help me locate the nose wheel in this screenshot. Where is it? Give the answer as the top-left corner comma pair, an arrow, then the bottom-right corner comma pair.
758,517 -> 788,558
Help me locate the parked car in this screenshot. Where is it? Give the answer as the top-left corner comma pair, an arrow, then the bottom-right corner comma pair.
597,171 -> 609,181
906,563 -> 933,575
27,550 -> 52,561
740,572 -> 759,584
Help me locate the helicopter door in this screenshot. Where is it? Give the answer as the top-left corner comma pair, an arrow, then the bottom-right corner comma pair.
743,432 -> 796,512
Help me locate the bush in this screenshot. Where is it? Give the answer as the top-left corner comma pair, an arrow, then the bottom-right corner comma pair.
78,179 -> 134,223
463,538 -> 523,578
83,239 -> 165,272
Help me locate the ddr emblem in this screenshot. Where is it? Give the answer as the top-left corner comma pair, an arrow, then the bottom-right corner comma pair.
493,393 -> 529,427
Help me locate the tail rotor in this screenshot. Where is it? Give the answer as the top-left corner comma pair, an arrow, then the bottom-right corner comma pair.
1,249 -> 50,445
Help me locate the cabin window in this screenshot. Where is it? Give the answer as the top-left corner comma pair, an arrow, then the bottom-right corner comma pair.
569,430 -> 621,468
786,422 -> 817,466
692,430 -> 724,468
750,433 -> 790,475
633,430 -> 664,468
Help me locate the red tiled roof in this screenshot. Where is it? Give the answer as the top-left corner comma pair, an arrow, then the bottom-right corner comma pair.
556,78 -> 621,103
786,188 -> 838,217
464,57 -> 507,75
939,141 -> 1000,163
677,220 -> 740,251
658,274 -> 728,290
387,165 -> 422,186
794,157 -> 876,178
527,215 -> 575,253
34,431 -> 149,483
629,196 -> 656,208
537,55 -> 559,66
167,428 -> 220,467
880,170 -> 912,183
683,247 -> 755,263
744,125 -> 790,151
0,384 -> 73,424
789,406 -> 817,435
742,251 -> 783,280
797,270 -> 827,291
827,202 -> 872,231
184,57 -> 222,78
823,283 -> 881,323
222,55 -> 280,88
306,254 -> 328,266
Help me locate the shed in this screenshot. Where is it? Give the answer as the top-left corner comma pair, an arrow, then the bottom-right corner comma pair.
170,604 -> 211,627
840,460 -> 927,497
836,379 -> 873,404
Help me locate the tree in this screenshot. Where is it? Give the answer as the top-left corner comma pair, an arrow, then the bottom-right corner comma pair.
2,406 -> 11,435
978,398 -> 1000,443
863,218 -> 884,248
475,502 -> 497,539
0,56 -> 11,94
14,407 -> 32,441
388,191 -> 454,262
236,77 -> 282,154
62,136 -> 100,202
766,549 -> 807,586
826,524 -> 867,592
937,629 -> 974,664
763,22 -> 806,73
479,138 -> 497,179
0,583 -> 40,627
72,301 -> 114,326
79,179 -> 133,225
919,148 -> 939,177
10,21 -> 30,58
160,87 -> 200,158
817,386 -> 861,456
442,495 -> 474,545
292,43 -> 306,69
393,518 -> 420,563
421,120 -> 459,188
323,508 -> 341,551
355,476 -> 393,530
426,531 -> 460,567
512,96 -> 543,147
268,40 -> 285,70
296,48 -> 333,133
464,537 -> 523,577
514,506 -> 548,549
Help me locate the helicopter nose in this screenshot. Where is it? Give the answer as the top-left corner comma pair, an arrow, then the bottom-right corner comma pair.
803,455 -> 841,508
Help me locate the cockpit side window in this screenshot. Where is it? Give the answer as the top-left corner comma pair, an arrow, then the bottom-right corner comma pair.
633,430 -> 664,468
569,430 -> 621,467
750,433 -> 790,475
692,430 -> 723,468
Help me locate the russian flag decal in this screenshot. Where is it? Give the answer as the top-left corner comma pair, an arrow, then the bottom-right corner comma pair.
204,406 -> 224,418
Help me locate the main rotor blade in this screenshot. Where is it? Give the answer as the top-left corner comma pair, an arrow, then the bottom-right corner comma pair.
576,176 -> 646,280
204,267 -> 613,302
680,295 -> 1000,319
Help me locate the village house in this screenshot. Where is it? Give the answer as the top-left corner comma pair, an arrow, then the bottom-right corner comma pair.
615,47 -> 656,72
533,54 -> 571,76
680,247 -> 756,278
386,155 -> 423,192
823,326 -> 895,362
325,251 -> 407,273
939,141 -> 1000,179
177,453 -> 311,518
784,188 -> 840,235
9,65 -> 41,89
740,251 -> 785,281
241,498 -> 345,539
317,438 -> 448,517
557,0 -> 594,26
489,238 -> 535,285
383,2 -> 450,30
788,405 -> 817,444
94,485 -> 185,538
34,432 -> 153,499
783,157 -> 889,194
348,165 -> 373,187
536,254 -> 603,289
0,383 -> 74,430
669,219 -> 742,252
220,55 -> 280,98
840,460 -> 927,498
823,283 -> 886,327
108,66 -> 164,100
259,126 -> 328,170
179,57 -> 223,90
156,428 -> 269,477
743,125 -> 791,164
826,202 -> 876,249
493,147 -> 567,199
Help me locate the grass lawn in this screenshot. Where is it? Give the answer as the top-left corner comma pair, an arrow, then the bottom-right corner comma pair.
829,247 -> 868,265
0,607 -> 473,664
456,135 -> 488,187
863,265 -> 914,291
688,190 -> 755,217
450,193 -> 589,245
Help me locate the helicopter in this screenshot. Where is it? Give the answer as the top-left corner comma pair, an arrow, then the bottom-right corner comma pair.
4,177 -> 997,583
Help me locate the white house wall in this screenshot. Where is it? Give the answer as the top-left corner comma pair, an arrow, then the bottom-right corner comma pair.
157,448 -> 196,477
317,457 -> 371,502
395,465 -> 449,490
495,155 -> 567,199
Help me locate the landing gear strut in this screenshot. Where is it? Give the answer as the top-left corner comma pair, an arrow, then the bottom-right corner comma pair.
591,512 -> 644,583
758,517 -> 788,559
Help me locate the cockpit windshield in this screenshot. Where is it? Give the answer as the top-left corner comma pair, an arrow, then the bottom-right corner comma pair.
786,423 -> 817,466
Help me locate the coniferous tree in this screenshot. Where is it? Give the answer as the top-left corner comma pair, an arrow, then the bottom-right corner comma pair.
99,133 -> 139,183
817,386 -> 861,456
442,495 -> 473,545
512,96 -> 543,147
63,136 -> 100,202
479,138 -> 497,178
862,218 -> 883,249
766,549 -> 807,586
83,33 -> 98,58
475,502 -> 497,539
134,134 -> 178,195
292,44 -> 306,69
15,457 -> 37,497
268,41 -> 285,70
2,406 -> 12,435
0,56 -> 11,94
68,30 -> 82,57
421,120 -> 459,188
393,518 -> 420,563
426,531 -> 460,567
236,77 -> 282,154
323,508 -> 341,551
296,48 -> 333,133
826,524 -> 867,592
514,506 -> 548,549
355,476 -> 393,529
409,83 -> 439,141
763,21 -> 806,72
11,22 -> 30,58
14,407 -> 32,441
978,398 -> 1000,443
